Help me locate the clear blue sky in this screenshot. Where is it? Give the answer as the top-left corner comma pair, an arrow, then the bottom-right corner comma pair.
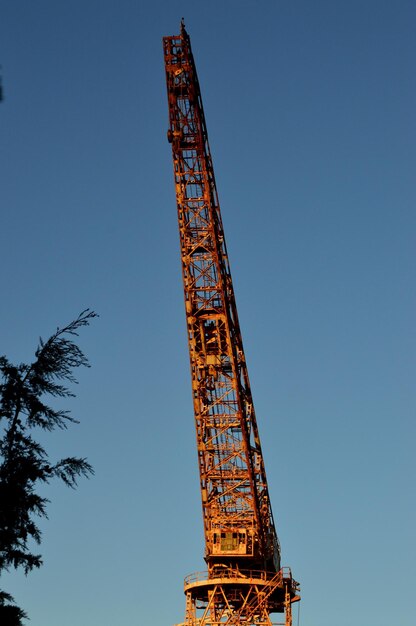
1,1 -> 415,625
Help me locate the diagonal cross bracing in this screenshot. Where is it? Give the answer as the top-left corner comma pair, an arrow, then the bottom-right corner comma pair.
164,20 -> 300,626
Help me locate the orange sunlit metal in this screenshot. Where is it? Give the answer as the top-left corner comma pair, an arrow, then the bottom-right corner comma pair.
163,21 -> 300,626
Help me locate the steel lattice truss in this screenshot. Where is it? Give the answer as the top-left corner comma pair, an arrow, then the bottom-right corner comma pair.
163,21 -> 299,626
163,23 -> 278,571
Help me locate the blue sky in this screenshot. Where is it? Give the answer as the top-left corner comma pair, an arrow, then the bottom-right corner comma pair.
0,1 -> 415,625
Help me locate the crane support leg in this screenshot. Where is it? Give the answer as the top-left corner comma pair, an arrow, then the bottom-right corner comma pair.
284,584 -> 292,626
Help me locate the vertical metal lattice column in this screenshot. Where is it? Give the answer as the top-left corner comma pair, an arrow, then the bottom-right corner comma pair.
164,22 -> 300,626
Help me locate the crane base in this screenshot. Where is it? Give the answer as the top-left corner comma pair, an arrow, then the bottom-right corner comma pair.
177,566 -> 300,626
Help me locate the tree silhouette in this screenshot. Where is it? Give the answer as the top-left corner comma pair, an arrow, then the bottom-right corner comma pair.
0,310 -> 97,624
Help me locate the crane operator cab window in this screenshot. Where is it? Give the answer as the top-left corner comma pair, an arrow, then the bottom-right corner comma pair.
211,529 -> 252,555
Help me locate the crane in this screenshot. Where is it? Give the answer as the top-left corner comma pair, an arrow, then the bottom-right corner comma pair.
163,21 -> 300,626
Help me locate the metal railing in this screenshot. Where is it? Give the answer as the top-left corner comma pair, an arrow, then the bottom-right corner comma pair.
184,566 -> 293,586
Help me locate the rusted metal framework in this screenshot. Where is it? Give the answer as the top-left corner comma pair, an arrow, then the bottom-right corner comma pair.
163,21 -> 300,626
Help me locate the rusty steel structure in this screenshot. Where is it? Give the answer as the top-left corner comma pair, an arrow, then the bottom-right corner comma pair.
163,21 -> 300,626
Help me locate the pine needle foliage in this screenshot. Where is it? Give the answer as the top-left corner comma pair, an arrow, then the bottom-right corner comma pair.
0,310 -> 97,624
0,591 -> 28,626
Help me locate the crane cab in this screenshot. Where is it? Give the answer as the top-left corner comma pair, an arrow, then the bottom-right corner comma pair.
210,529 -> 253,557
